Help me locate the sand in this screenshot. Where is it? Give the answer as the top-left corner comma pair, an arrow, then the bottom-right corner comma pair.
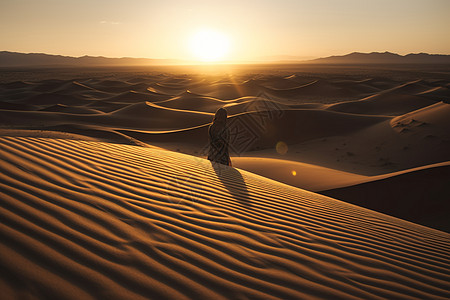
0,136 -> 449,299
0,65 -> 449,298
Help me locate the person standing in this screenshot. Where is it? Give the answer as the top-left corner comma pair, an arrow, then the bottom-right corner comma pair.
208,107 -> 231,166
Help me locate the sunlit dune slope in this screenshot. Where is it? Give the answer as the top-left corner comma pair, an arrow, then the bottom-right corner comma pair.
0,136 -> 449,299
231,157 -> 369,191
391,101 -> 450,132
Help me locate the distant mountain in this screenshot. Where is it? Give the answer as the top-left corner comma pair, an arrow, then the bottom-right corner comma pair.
311,52 -> 450,64
0,51 -> 180,67
2,51 -> 450,67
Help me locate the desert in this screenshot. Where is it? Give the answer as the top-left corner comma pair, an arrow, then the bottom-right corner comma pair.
2,0 -> 450,297
0,61 -> 449,299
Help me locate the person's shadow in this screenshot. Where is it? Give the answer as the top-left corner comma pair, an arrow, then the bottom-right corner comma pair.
210,162 -> 251,208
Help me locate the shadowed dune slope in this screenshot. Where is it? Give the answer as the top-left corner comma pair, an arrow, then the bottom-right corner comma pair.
39,104 -> 103,114
114,108 -> 388,153
153,91 -> 232,113
105,90 -> 172,103
155,92 -> 290,115
385,80 -> 435,95
0,104 -> 388,149
264,79 -> 359,99
0,136 -> 449,300
22,92 -> 93,106
322,162 -> 450,232
327,93 -> 436,116
0,100 -> 37,111
188,81 -> 262,100
109,101 -> 214,130
326,79 -> 446,116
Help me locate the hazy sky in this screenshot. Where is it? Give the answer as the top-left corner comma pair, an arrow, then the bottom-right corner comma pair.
1,0 -> 449,62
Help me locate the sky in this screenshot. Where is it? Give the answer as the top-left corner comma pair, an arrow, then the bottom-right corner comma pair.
1,0 -> 449,62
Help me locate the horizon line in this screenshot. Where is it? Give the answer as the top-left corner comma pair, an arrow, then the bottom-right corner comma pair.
3,50 -> 450,62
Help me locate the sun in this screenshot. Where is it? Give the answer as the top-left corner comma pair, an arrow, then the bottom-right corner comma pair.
189,29 -> 230,62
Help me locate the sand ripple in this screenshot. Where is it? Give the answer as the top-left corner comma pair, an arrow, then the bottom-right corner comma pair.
0,136 -> 449,299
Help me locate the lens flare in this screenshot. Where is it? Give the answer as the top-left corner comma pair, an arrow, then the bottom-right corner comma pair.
276,141 -> 288,155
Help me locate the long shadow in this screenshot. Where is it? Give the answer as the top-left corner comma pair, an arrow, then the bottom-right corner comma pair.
210,161 -> 251,208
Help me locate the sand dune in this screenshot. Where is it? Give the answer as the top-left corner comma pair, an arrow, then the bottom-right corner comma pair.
1,71 -> 447,169
111,101 -> 213,130
0,100 -> 37,111
323,162 -> 450,232
258,75 -> 311,89
1,67 -> 450,298
105,90 -> 172,103
188,80 -> 263,100
383,79 -> 432,94
155,92 -> 291,116
255,101 -> 450,177
327,94 -> 435,116
86,100 -> 129,113
1,90 -> 40,103
83,80 -> 151,94
22,92 -> 92,106
0,136 -> 449,299
31,79 -> 71,92
231,157 -> 369,191
147,77 -> 207,95
326,79 -> 382,94
51,81 -> 109,95
417,86 -> 450,101
1,80 -> 34,89
391,101 -> 450,132
232,154 -> 450,231
108,108 -> 388,155
0,69 -> 450,299
154,91 -> 231,112
326,79 -> 444,116
39,104 -> 103,114
264,79 -> 360,100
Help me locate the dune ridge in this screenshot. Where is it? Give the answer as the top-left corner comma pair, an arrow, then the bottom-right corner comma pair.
0,136 -> 449,299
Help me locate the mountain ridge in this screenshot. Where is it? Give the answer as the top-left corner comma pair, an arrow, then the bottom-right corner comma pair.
311,51 -> 450,64
1,50 -> 450,67
0,51 -> 181,67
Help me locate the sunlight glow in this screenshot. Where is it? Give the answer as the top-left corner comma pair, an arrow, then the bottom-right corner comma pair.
189,29 -> 230,62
